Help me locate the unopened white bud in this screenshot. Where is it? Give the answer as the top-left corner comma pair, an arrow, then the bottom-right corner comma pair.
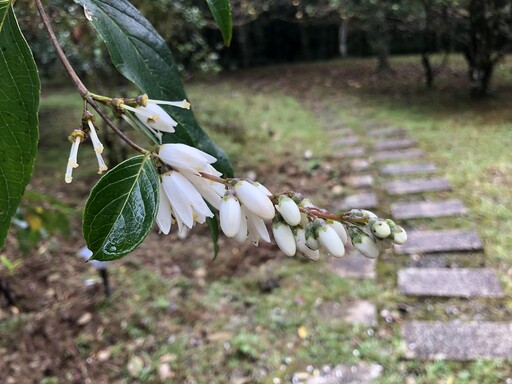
253,182 -> 272,196
234,215 -> 248,243
361,210 -> 378,219
392,226 -> 408,245
328,220 -> 348,245
219,195 -> 242,237
371,220 -> 391,239
295,228 -> 320,261
305,234 -> 319,251
318,225 -> 345,258
272,222 -> 296,257
354,235 -> 380,259
234,181 -> 275,220
278,196 -> 301,226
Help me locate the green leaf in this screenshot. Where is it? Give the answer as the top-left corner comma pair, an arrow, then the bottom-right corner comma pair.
205,0 -> 232,46
74,0 -> 233,178
83,155 -> 159,261
0,7 -> 40,250
206,216 -> 220,260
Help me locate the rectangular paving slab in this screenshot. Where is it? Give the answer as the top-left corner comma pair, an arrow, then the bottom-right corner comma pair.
333,147 -> 366,158
380,163 -> 437,176
344,174 -> 374,188
373,139 -> 417,151
402,321 -> 512,360
350,159 -> 371,172
398,268 -> 504,297
394,230 -> 483,254
339,192 -> 378,210
368,127 -> 406,137
391,199 -> 468,219
385,177 -> 452,195
333,136 -> 360,146
373,148 -> 424,161
329,250 -> 376,279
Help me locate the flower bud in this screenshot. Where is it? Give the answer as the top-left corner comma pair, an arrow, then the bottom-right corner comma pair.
392,226 -> 407,245
295,228 -> 320,261
278,195 -> 301,226
328,220 -> 348,245
219,195 -> 242,237
371,219 -> 391,239
234,181 -> 275,220
272,222 -> 296,257
234,215 -> 248,243
306,233 -> 319,251
354,235 -> 380,259
318,225 -> 345,258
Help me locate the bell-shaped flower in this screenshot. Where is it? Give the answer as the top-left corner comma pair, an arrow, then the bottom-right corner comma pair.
371,219 -> 391,239
65,130 -> 85,184
219,194 -> 242,238
354,235 -> 380,259
277,195 -> 301,226
328,220 -> 348,245
159,143 -> 217,176
234,210 -> 248,243
234,181 -> 275,221
156,182 -> 172,234
121,102 -> 177,133
392,226 -> 407,245
161,171 -> 213,229
272,221 -> 296,257
318,224 -> 345,258
243,207 -> 270,246
294,228 -> 320,261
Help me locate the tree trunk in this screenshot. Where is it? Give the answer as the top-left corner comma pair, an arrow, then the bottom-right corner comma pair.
468,61 -> 494,98
374,8 -> 392,72
421,53 -> 434,88
338,18 -> 348,57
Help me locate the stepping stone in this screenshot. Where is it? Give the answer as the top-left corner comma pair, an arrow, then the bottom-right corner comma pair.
330,251 -> 376,279
391,199 -> 468,219
373,149 -> 423,161
305,363 -> 383,384
380,163 -> 437,176
328,128 -> 353,136
334,147 -> 366,158
350,159 -> 371,172
319,300 -> 377,326
398,268 -> 504,298
385,177 -> 451,195
373,139 -> 417,151
334,136 -> 360,146
340,192 -> 378,210
344,174 -> 374,188
402,321 -> 512,360
368,127 -> 406,137
394,230 -> 483,254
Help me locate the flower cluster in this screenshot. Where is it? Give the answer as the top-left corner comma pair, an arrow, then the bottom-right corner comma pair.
65,93 -> 407,260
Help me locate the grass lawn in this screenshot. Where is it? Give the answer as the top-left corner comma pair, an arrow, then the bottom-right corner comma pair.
1,55 -> 511,383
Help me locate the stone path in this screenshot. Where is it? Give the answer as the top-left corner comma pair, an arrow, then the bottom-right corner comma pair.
326,116 -> 510,372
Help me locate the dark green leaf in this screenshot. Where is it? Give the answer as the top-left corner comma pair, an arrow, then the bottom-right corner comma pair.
205,0 -> 232,46
206,216 -> 220,260
0,7 -> 40,249
83,155 -> 159,261
74,0 -> 233,178
0,1 -> 15,32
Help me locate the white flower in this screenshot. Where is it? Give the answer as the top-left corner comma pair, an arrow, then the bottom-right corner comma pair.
243,207 -> 270,246
161,171 -> 213,228
156,182 -> 172,234
277,195 -> 301,226
94,151 -> 108,175
253,182 -> 272,196
294,228 -> 320,261
122,103 -> 177,133
235,181 -> 275,220
65,130 -> 84,184
147,98 -> 191,110
392,226 -> 408,245
328,220 -> 348,245
272,222 -> 296,257
87,119 -> 104,154
181,166 -> 225,210
159,143 -> 217,176
305,233 -> 319,251
371,220 -> 391,239
318,225 -> 345,258
234,210 -> 248,243
354,235 -> 380,259
219,195 -> 242,237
